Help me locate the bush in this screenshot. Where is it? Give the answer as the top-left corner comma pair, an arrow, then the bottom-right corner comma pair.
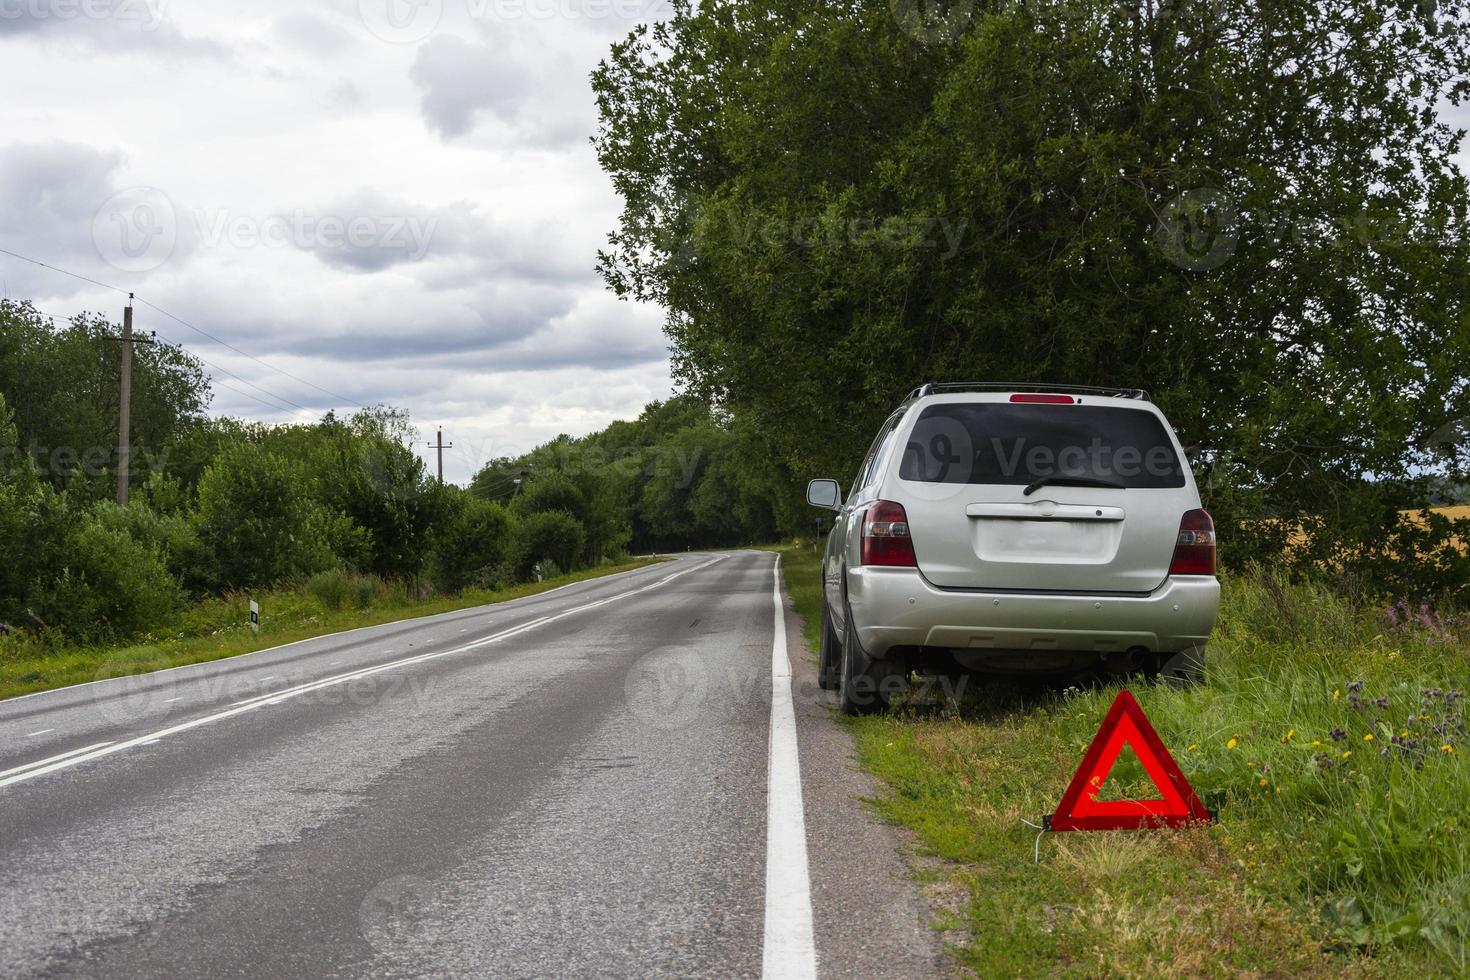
430,496 -> 512,593
193,442 -> 341,589
26,509 -> 183,640
305,569 -> 377,611
514,510 -> 585,579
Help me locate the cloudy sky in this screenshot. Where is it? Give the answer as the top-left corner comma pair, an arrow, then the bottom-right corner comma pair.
0,0 -> 676,484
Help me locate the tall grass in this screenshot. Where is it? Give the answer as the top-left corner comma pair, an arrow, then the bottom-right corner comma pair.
1003,567 -> 1470,968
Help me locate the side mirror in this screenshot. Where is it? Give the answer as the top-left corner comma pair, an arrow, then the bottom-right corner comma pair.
807,478 -> 841,511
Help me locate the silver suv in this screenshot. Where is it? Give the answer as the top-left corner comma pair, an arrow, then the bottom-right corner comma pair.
807,383 -> 1220,714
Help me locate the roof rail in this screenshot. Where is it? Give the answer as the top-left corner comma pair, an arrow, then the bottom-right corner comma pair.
902,382 -> 1151,403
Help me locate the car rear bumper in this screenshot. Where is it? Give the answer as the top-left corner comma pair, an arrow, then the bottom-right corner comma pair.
846,566 -> 1219,660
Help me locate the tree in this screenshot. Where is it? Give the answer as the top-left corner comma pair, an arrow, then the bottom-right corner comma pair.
594,0 -> 1470,583
515,510 -> 587,577
0,301 -> 209,498
431,493 -> 513,591
193,442 -> 342,589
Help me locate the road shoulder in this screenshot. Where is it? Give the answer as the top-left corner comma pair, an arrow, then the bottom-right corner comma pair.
778,553 -> 953,979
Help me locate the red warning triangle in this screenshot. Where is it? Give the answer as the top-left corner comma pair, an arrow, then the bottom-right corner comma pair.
1047,690 -> 1213,831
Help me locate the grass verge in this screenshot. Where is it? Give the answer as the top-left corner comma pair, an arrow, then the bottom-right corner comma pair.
771,541 -> 1468,977
0,557 -> 666,703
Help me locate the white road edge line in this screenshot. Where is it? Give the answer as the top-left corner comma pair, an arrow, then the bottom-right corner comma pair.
0,555 -> 728,792
762,553 -> 818,980
24,729 -> 54,738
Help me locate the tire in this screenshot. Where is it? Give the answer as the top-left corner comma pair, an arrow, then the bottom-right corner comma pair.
1157,645 -> 1207,687
838,593 -> 905,715
818,603 -> 841,691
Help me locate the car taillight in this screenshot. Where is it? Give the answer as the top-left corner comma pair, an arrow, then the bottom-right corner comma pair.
1170,509 -> 1217,575
1009,393 -> 1078,404
861,500 -> 918,567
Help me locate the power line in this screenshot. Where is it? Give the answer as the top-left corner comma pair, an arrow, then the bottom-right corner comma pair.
0,247 -> 130,297
12,302 -> 313,415
135,298 -> 364,409
0,247 -> 364,409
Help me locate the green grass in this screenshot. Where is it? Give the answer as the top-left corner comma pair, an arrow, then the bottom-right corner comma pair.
771,542 -> 1468,977
0,557 -> 666,703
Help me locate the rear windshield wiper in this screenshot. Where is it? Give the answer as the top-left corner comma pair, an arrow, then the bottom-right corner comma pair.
1023,475 -> 1127,496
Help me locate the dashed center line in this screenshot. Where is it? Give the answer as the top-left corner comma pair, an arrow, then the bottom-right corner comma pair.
0,555 -> 726,791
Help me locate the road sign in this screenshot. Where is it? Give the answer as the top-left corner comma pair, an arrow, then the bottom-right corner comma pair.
249,600 -> 259,632
1045,689 -> 1214,831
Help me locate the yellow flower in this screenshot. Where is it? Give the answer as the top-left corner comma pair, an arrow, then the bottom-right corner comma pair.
1333,689 -> 1341,700
1275,786 -> 1283,794
1312,740 -> 1322,747
1364,734 -> 1374,742
1283,729 -> 1296,743
1442,745 -> 1456,754
1259,777 -> 1268,787
1342,751 -> 1352,759
1187,744 -> 1198,752
1226,738 -> 1239,750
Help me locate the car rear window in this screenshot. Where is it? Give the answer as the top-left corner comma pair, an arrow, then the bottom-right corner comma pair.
897,402 -> 1186,488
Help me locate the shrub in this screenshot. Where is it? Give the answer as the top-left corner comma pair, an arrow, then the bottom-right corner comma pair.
26,509 -> 183,640
193,442 -> 340,589
430,496 -> 512,593
305,569 -> 377,611
514,510 -> 585,579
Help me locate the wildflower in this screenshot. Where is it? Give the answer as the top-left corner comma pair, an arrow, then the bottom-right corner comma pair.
1226,737 -> 1238,750
1364,733 -> 1375,742
1187,744 -> 1198,752
1342,751 -> 1353,759
1283,729 -> 1296,743
1312,739 -> 1322,747
1259,777 -> 1268,787
1347,679 -> 1365,694
1443,745 -> 1456,754
1330,728 -> 1347,742
1373,697 -> 1389,710
1275,786 -> 1282,793
1333,689 -> 1341,701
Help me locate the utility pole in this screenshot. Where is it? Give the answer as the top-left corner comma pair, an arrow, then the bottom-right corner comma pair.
112,294 -> 155,507
428,427 -> 453,482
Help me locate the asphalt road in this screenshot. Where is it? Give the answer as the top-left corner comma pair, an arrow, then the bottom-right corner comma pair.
0,551 -> 945,979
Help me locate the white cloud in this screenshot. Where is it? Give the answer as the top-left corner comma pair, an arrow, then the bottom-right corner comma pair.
0,0 -> 675,485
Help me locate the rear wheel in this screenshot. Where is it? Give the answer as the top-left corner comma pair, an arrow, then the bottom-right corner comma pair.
838,595 -> 906,715
818,604 -> 840,691
1157,645 -> 1207,686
